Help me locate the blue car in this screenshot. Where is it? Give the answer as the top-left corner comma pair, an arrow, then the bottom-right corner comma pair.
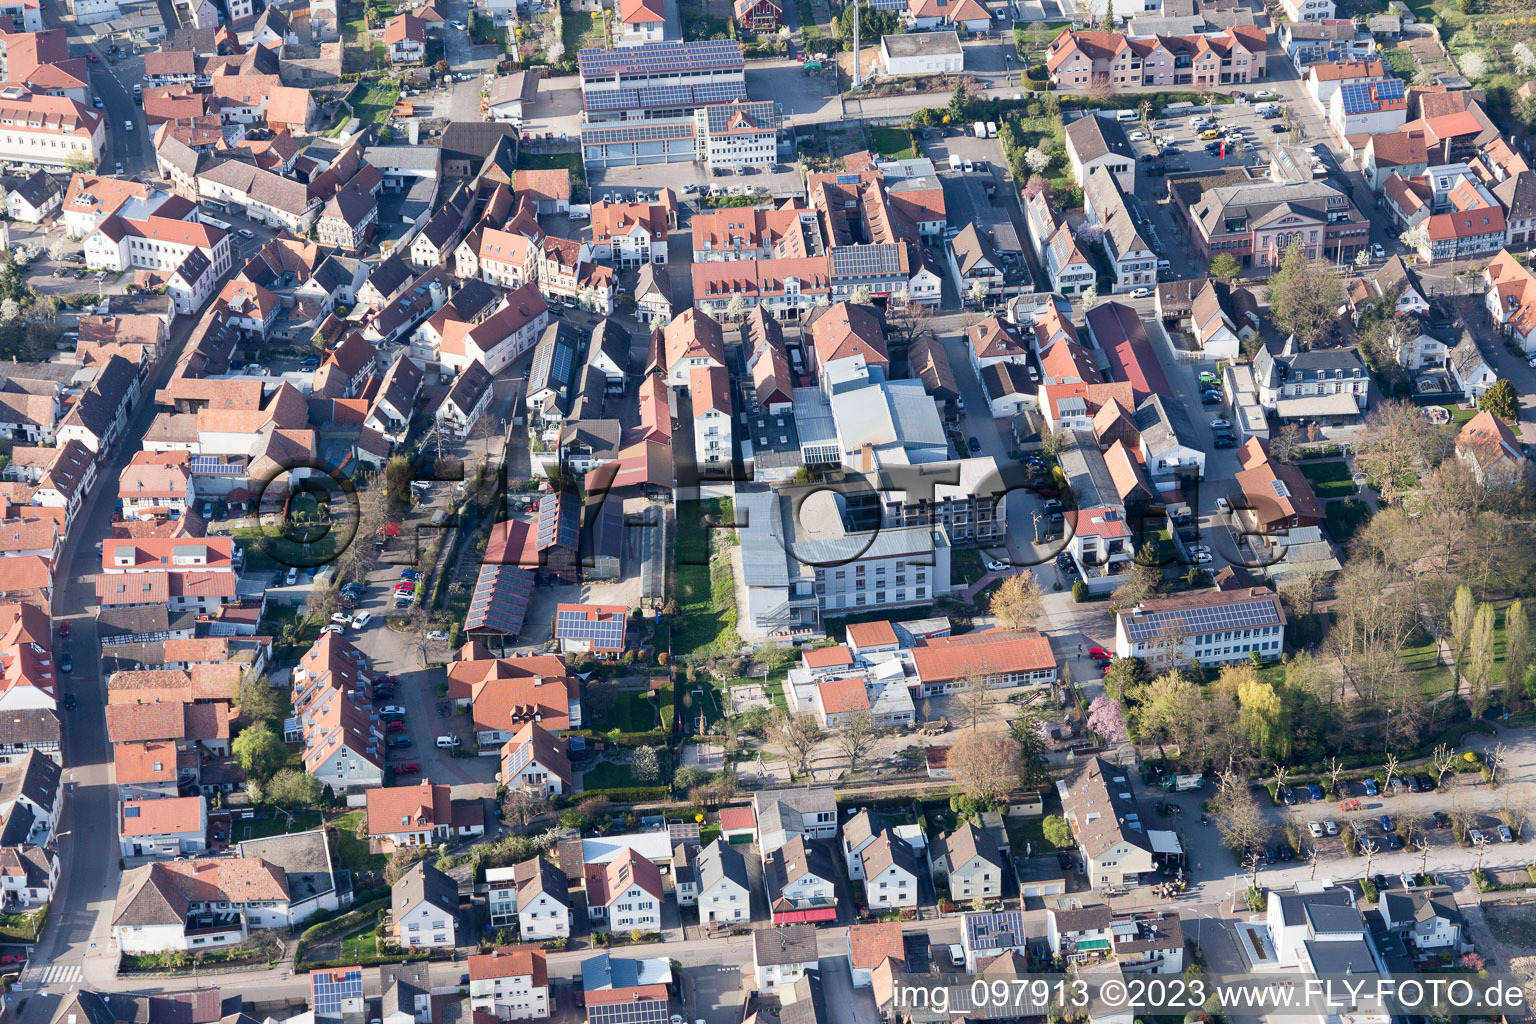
1307,783 -> 1324,800
400,570 -> 421,580
1380,815 -> 1394,833
1364,778 -> 1379,796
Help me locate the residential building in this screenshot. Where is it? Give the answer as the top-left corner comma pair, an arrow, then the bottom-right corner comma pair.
1378,889 -> 1461,951
384,13 -> 425,62
580,955 -> 672,1024
1279,0 -> 1335,21
860,831 -> 918,909
112,858 -> 295,952
734,0 -> 781,29
1112,587 -> 1286,667
583,848 -> 662,933
468,945 -> 551,1021
1056,757 -> 1160,889
1250,338 -> 1369,422
1172,174 -> 1369,267
695,839 -> 751,929
764,833 -> 837,925
930,822 -> 1004,902
753,925 -> 819,991
1083,169 -> 1156,292
909,629 -> 1057,696
391,862 -> 459,949
615,0 -> 669,46
961,910 -> 1030,972
0,88 -> 103,172
1484,247 -> 1536,351
878,32 -> 963,76
1456,409 -> 1525,487
488,856 -> 570,938
499,723 -> 571,797
1065,113 -> 1135,191
589,200 -> 668,267
752,787 -> 837,854
1233,436 -> 1325,533
848,922 -> 905,987
1044,26 -> 1267,88
118,795 -> 207,858
365,780 -> 486,851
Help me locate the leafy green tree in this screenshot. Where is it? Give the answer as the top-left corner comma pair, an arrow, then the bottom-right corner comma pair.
1267,239 -> 1343,349
1209,253 -> 1241,279
232,724 -> 288,782
948,81 -> 969,123
265,768 -> 324,807
1041,814 -> 1072,848
1478,379 -> 1518,420
1102,656 -> 1149,702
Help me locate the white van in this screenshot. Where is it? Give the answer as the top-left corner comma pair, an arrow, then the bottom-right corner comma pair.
1113,109 -> 1137,122
948,153 -> 961,171
352,611 -> 373,629
436,735 -> 462,749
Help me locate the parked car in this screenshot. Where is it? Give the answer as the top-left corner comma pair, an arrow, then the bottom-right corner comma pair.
320,625 -> 343,635
1324,819 -> 1338,835
967,436 -> 981,454
59,653 -> 71,673
380,705 -> 406,717
1499,825 -> 1515,842
0,955 -> 23,966
58,621 -> 69,637
1282,786 -> 1296,805
395,762 -> 420,775
1307,820 -> 1324,837
352,611 -> 373,629
986,560 -> 1009,572
387,735 -> 413,748
427,630 -> 448,642
1364,778 -> 1379,796
1415,774 -> 1435,791
1386,833 -> 1403,850
62,693 -> 76,711
1306,782 -> 1324,800
385,720 -> 405,733
330,613 -> 352,627
1469,828 -> 1486,845
1379,815 -> 1394,832
1400,873 -> 1417,888
436,735 -> 462,749
1433,811 -> 1451,828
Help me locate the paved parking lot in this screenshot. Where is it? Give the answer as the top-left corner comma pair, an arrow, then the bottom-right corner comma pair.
1120,100 -> 1294,177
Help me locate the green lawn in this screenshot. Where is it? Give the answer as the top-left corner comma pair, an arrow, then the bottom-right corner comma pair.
870,126 -> 916,160
1299,460 -> 1358,499
1325,499 -> 1370,542
583,761 -> 638,789
1380,46 -> 1418,81
339,929 -> 378,960
243,812 -> 322,841
562,8 -> 607,55
671,498 -> 738,658
354,83 -> 401,126
1439,404 -> 1479,425
607,690 -> 658,732
332,811 -> 387,874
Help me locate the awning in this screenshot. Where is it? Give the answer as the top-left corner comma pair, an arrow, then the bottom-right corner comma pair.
1148,829 -> 1183,855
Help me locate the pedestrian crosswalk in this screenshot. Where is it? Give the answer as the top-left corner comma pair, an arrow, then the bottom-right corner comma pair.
29,963 -> 82,986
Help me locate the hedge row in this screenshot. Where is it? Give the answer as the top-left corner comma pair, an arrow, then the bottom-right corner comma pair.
575,786 -> 671,802
561,728 -> 669,745
297,952 -> 433,973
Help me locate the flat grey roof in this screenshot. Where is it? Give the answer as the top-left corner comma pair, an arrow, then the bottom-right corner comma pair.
882,31 -> 961,57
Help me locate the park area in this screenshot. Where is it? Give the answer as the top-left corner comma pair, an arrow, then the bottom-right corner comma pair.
1402,0 -> 1536,106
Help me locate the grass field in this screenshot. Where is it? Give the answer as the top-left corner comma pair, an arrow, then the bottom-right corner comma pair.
671,498 -> 737,658
339,930 -> 378,960
583,761 -> 639,789
1299,460 -> 1358,499
562,8 -> 607,55
244,812 -> 322,841
354,83 -> 402,126
1325,499 -> 1370,542
332,811 -> 387,875
607,690 -> 658,732
870,126 -> 916,160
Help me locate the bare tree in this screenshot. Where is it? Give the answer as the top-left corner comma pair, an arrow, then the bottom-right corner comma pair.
955,673 -> 992,731
1325,756 -> 1347,797
990,572 -> 1045,630
948,731 -> 1020,804
1210,771 -> 1270,885
503,788 -> 552,827
1360,835 -> 1379,879
1273,763 -> 1294,799
1488,741 -> 1509,786
1383,753 -> 1401,793
1415,835 -> 1431,879
770,712 -> 824,778
832,710 -> 879,776
1431,744 -> 1457,790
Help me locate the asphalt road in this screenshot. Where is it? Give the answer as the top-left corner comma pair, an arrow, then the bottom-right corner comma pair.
16,305 -> 206,1023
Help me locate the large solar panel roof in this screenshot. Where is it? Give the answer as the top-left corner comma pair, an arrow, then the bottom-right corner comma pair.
578,40 -> 743,77
583,80 -> 749,112
1122,598 -> 1283,641
555,607 -> 626,648
588,1002 -> 669,1024
466,564 -> 535,635
1338,78 -> 1403,112
312,970 -> 363,1016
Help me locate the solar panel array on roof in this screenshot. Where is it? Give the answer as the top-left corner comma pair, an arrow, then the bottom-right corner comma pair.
188,456 -> 243,475
505,737 -> 533,775
583,80 -> 749,111
581,121 -> 695,144
465,564 -> 535,635
830,243 -> 903,277
1339,78 -> 1404,112
536,493 -> 580,550
312,970 -> 363,1016
578,40 -> 743,78
588,1001 -> 669,1024
555,607 -> 626,648
1122,598 -> 1283,641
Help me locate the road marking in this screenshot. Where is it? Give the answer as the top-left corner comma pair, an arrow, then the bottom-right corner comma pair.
29,964 -> 82,985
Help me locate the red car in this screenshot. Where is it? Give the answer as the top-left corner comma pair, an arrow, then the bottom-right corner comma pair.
57,622 -> 69,637
386,720 -> 405,733
376,674 -> 399,685
395,762 -> 420,775
86,52 -> 98,62
1088,646 -> 1110,660
0,955 -> 24,966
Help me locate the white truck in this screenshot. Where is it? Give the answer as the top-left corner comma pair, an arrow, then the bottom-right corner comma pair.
949,153 -> 962,170
973,120 -> 987,138
986,120 -> 998,138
